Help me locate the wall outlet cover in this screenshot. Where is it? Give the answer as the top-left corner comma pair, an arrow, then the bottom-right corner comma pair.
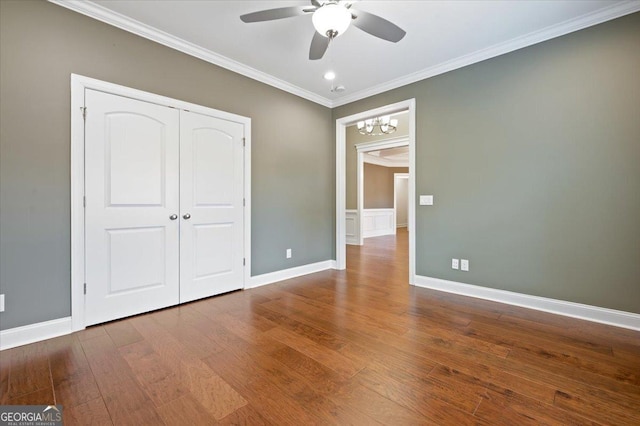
461,259 -> 469,271
286,248 -> 292,259
0,294 -> 4,312
452,259 -> 459,270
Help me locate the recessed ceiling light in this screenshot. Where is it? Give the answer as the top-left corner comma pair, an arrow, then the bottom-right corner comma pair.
323,71 -> 336,81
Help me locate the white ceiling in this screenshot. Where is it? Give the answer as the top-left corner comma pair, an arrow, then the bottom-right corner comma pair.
51,1 -> 640,107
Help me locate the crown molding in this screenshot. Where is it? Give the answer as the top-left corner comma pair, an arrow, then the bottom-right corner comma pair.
355,136 -> 409,152
363,153 -> 409,168
49,0 -> 639,109
48,0 -> 333,108
331,1 -> 640,107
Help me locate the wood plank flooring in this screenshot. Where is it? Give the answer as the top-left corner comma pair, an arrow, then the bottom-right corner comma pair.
1,228 -> 639,425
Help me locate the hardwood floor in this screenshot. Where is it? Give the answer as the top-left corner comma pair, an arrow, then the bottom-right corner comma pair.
1,228 -> 639,425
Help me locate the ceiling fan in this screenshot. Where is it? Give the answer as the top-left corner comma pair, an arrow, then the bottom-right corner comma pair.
240,1 -> 406,60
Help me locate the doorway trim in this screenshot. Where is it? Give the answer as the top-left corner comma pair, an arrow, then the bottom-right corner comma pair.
335,98 -> 416,284
70,74 -> 252,331
356,137 -> 409,245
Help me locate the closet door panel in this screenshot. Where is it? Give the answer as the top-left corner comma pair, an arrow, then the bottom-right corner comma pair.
84,89 -> 180,326
179,110 -> 244,303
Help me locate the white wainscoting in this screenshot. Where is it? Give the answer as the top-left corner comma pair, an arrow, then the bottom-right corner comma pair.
362,209 -> 396,238
345,210 -> 360,245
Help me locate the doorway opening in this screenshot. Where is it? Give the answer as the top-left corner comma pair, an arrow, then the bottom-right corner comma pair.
335,99 -> 416,284
353,138 -> 408,245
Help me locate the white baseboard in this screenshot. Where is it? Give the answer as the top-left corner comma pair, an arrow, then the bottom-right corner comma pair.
1,317 -> 73,350
247,260 -> 337,289
1,260 -> 338,350
414,276 -> 640,331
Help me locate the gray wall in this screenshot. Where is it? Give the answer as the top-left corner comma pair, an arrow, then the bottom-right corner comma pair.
334,12 -> 640,314
364,164 -> 408,209
0,0 -> 333,330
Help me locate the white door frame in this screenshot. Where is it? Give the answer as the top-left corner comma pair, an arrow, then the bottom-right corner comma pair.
356,137 -> 409,245
70,74 -> 252,331
394,173 -> 409,229
335,98 -> 416,284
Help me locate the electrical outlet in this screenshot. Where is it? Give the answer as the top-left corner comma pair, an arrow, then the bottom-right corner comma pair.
461,259 -> 469,271
0,294 -> 5,312
452,259 -> 459,270
286,248 -> 292,259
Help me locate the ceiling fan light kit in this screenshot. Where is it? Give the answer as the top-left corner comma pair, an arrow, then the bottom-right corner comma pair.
312,2 -> 352,38
239,1 -> 406,61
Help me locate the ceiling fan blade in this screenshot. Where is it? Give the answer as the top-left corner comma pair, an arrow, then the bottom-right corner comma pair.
240,7 -> 310,23
309,31 -> 330,60
311,0 -> 322,7
352,10 -> 406,43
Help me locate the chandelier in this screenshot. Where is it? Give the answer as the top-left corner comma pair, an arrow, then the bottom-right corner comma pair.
357,116 -> 398,136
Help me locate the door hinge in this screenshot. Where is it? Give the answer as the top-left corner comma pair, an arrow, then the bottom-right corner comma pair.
83,196 -> 86,208
242,137 -> 246,147
81,107 -> 87,120
83,283 -> 87,295
243,258 -> 246,266
243,198 -> 245,207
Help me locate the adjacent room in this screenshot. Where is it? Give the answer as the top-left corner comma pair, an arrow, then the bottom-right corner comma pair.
1,1 -> 639,424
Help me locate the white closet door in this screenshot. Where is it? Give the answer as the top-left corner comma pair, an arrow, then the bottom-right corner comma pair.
179,110 -> 244,303
85,89 -> 180,326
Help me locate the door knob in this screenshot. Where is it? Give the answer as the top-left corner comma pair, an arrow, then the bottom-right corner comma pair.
169,214 -> 178,220
183,213 -> 191,220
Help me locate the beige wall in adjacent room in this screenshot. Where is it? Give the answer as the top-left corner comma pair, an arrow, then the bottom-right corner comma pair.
364,164 -> 409,209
